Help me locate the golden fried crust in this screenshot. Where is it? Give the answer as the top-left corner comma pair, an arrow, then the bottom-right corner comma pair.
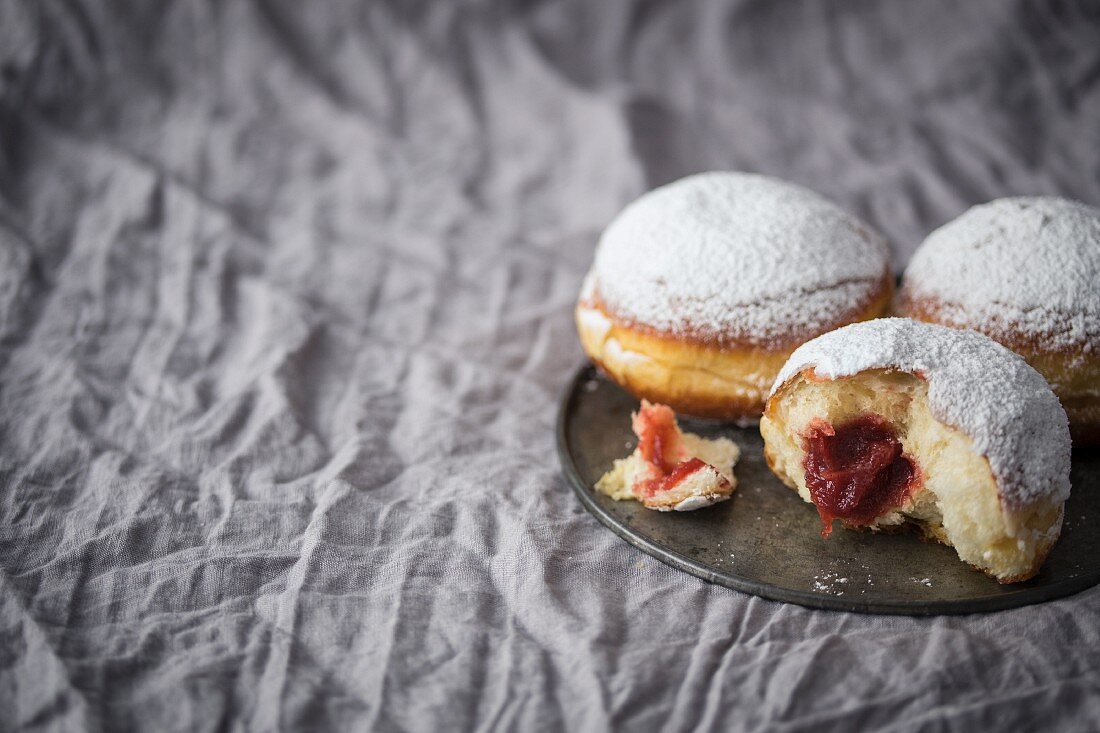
898,293 -> 1100,446
576,277 -> 893,420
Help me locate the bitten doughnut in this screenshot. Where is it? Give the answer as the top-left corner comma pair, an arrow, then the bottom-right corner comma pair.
576,172 -> 894,421
760,319 -> 1071,583
897,197 -> 1100,445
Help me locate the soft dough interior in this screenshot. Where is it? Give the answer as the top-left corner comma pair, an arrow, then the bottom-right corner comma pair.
760,370 -> 1063,582
596,433 -> 739,502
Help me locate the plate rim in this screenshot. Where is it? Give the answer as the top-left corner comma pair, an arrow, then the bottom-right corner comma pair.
557,362 -> 1100,616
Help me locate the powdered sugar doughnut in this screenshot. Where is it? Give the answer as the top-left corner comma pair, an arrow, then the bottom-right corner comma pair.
898,196 -> 1100,444
576,172 -> 893,420
761,318 -> 1071,583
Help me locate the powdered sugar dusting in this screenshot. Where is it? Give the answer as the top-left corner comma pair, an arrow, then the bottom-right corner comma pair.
901,196 -> 1100,350
772,319 -> 1071,509
811,571 -> 850,595
589,172 -> 890,346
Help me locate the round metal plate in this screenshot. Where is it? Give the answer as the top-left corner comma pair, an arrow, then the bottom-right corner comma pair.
557,364 -> 1100,615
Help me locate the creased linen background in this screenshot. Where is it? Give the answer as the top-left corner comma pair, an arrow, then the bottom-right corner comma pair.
2,1 -> 1100,730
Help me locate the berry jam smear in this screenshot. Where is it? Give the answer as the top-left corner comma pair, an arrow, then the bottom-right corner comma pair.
631,402 -> 714,499
802,414 -> 921,538
632,401 -> 685,475
637,457 -> 709,499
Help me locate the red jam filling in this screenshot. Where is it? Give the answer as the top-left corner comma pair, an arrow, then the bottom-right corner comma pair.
631,401 -> 712,499
632,401 -> 686,474
802,414 -> 921,538
638,457 -> 708,499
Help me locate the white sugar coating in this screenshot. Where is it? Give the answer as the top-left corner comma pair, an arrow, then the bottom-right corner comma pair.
589,172 -> 890,346
902,196 -> 1100,350
772,319 -> 1071,509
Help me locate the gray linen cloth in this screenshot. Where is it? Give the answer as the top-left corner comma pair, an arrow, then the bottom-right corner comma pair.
1,1 -> 1099,730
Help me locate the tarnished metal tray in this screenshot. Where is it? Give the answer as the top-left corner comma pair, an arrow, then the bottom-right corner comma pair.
557,364 -> 1100,615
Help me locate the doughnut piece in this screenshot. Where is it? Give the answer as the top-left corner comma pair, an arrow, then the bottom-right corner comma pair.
596,401 -> 740,511
898,197 -> 1100,444
760,319 -> 1070,583
576,172 -> 893,420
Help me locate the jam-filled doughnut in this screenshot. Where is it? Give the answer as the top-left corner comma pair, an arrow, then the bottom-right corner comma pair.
898,196 -> 1100,445
760,319 -> 1071,583
576,172 -> 894,421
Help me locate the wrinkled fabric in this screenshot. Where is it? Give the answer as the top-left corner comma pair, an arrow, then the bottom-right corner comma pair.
2,1 -> 1100,730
